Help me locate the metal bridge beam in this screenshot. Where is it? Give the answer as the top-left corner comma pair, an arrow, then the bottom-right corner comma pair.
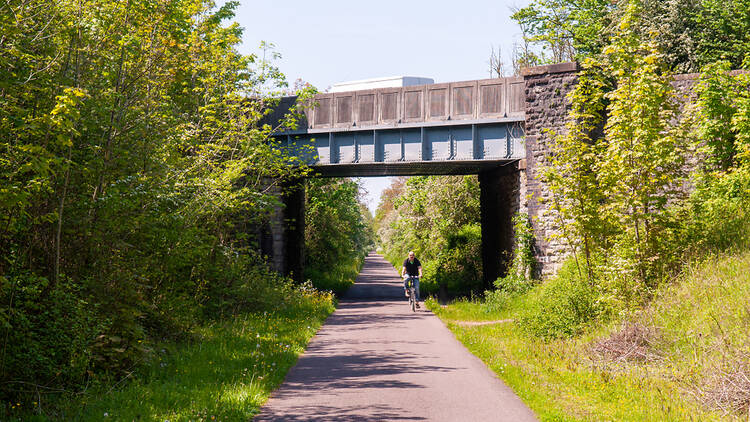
279,121 -> 524,176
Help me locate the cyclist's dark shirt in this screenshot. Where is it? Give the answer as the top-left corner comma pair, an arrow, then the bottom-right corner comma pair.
402,258 -> 422,276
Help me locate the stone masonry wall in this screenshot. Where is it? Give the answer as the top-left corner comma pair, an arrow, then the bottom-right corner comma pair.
520,64 -> 721,278
521,62 -> 580,278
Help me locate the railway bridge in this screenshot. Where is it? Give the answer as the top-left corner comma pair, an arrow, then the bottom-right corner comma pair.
265,63 -> 583,286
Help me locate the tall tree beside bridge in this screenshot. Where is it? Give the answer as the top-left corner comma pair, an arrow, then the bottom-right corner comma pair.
512,0 -> 750,72
542,2 -> 686,295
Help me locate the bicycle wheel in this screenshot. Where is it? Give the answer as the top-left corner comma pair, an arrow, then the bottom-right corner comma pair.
410,288 -> 416,312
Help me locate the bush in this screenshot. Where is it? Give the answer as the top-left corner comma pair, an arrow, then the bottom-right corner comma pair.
0,274 -> 100,403
421,223 -> 483,296
518,259 -> 607,339
681,167 -> 750,252
304,255 -> 364,295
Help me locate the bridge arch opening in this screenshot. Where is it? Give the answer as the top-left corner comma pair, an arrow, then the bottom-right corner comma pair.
278,163 -> 523,293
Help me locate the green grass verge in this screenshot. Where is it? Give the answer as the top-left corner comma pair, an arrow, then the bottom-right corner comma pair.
12,293 -> 335,421
306,255 -> 366,295
427,250 -> 750,421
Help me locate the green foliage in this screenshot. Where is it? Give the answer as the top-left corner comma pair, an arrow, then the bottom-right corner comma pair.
511,0 -> 750,73
524,1 -> 750,344
485,213 -> 538,312
544,3 -> 686,292
533,2 -> 750,342
7,283 -> 334,421
376,175 -> 483,295
694,0 -> 750,71
0,0 -> 318,410
692,59 -> 750,170
511,0 -> 617,63
680,167 -> 750,252
680,59 -> 750,253
544,60 -> 613,281
304,178 -> 374,294
424,223 -> 483,295
518,258 -> 607,339
0,274 -> 100,395
598,5 -> 686,285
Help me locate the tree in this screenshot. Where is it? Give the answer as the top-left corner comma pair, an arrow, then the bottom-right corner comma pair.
305,178 -> 374,292
544,59 -> 613,282
510,0 -> 615,63
542,1 -> 687,288
0,0 -> 312,401
600,7 -> 685,283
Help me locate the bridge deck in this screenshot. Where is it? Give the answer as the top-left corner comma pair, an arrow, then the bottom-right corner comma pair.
271,76 -> 527,173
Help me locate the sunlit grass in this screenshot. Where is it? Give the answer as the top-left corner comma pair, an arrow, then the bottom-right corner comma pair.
427,251 -> 750,421
16,295 -> 334,421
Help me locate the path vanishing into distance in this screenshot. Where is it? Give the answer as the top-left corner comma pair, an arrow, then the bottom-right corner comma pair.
255,252 -> 537,421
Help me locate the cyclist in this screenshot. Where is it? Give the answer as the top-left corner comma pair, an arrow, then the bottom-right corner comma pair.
401,251 -> 422,309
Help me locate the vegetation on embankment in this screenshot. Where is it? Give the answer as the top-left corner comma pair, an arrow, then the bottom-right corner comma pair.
427,1 -> 750,419
0,0 -> 371,418
429,249 -> 750,421
9,284 -> 334,421
304,178 -> 375,295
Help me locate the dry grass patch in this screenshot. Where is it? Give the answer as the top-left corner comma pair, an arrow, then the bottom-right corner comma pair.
694,354 -> 750,418
592,322 -> 663,364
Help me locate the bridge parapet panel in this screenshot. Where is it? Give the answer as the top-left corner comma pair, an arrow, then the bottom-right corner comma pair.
451,81 -> 477,119
304,76 -> 525,131
334,93 -> 354,128
378,89 -> 400,122
427,83 -> 450,121
403,87 -> 425,123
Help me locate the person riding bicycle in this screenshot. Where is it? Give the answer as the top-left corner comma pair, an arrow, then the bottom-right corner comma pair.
401,251 -> 422,309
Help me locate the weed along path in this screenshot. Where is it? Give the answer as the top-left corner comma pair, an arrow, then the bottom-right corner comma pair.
255,252 -> 536,421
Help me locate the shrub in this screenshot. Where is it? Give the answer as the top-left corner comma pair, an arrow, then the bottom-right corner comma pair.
518,259 -> 607,339
424,223 -> 483,296
0,274 -> 100,403
681,167 -> 750,253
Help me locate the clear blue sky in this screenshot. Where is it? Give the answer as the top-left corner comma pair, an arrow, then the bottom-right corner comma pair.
233,0 -> 530,213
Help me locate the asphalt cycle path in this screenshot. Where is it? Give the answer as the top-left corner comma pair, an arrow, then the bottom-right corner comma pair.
254,252 -> 537,421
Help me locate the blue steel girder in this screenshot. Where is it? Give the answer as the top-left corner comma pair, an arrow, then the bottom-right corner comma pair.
275,120 -> 525,177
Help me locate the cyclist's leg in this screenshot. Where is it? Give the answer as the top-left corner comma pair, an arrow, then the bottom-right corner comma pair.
414,277 -> 421,302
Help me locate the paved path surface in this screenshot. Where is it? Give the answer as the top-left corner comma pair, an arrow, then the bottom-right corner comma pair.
255,252 -> 537,421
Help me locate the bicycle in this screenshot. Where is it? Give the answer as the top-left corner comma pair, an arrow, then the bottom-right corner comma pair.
404,275 -> 419,312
